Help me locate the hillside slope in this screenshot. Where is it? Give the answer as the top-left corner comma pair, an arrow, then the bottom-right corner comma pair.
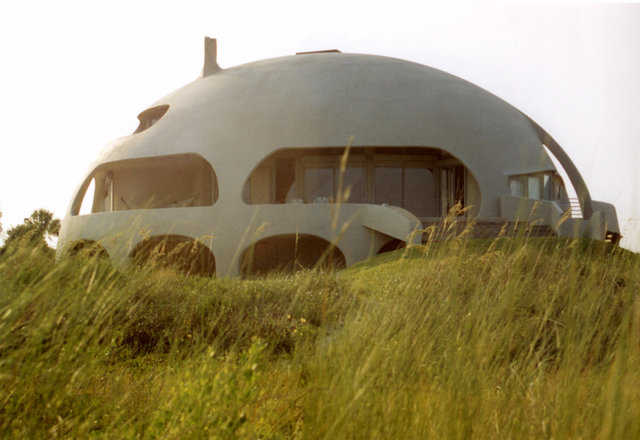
1,236 -> 639,438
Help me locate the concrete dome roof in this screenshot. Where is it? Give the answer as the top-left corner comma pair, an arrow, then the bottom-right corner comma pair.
92,40 -> 592,219
60,39 -> 615,276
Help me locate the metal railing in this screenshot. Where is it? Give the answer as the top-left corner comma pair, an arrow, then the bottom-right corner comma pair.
557,198 -> 582,219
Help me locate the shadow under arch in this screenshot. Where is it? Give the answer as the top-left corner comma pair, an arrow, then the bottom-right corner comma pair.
377,239 -> 406,255
130,235 -> 216,276
240,234 -> 346,277
64,239 -> 110,258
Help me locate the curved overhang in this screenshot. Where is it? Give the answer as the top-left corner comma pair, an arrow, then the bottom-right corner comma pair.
130,52 -> 553,218
523,116 -> 594,219
71,43 -> 571,222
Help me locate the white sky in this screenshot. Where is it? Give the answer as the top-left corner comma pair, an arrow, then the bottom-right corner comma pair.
1,1 -> 638,250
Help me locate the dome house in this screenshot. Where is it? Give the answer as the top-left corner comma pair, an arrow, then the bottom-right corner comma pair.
58,38 -> 620,276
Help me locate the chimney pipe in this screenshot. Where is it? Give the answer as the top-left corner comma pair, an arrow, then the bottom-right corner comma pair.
203,37 -> 221,77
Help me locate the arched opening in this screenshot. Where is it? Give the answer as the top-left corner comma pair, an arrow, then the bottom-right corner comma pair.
240,234 -> 346,276
133,104 -> 169,134
242,147 -> 480,222
64,239 -> 109,258
377,239 -> 406,255
72,153 -> 218,215
130,235 -> 216,276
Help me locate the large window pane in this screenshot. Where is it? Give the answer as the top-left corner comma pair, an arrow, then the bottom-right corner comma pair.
304,167 -> 333,202
510,178 -> 524,197
404,167 -> 438,217
543,174 -> 552,200
116,158 -> 212,209
528,176 -> 541,200
551,176 -> 565,201
73,154 -> 216,215
340,166 -> 366,202
375,166 -> 402,207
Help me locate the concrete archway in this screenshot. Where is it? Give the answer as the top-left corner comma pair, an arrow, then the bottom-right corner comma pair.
130,235 -> 216,276
64,239 -> 109,258
377,239 -> 406,255
240,234 -> 346,276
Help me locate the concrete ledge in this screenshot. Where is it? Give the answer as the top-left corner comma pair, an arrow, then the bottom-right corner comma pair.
420,218 -> 555,241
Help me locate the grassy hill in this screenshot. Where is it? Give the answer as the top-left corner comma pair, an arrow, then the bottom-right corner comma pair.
1,235 -> 639,438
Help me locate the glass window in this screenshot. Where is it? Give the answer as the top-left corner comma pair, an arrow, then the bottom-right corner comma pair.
241,148 -> 470,218
340,166 -> 367,203
116,159 -> 211,209
551,176 -> 565,201
304,167 -> 334,202
528,176 -> 542,200
543,174 -> 551,200
510,178 -> 524,197
441,166 -> 464,214
102,173 -> 114,211
374,166 -> 402,207
72,154 -> 216,215
285,184 -> 299,202
404,167 -> 438,217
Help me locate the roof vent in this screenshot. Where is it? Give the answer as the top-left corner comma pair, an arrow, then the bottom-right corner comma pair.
203,37 -> 221,77
296,49 -> 341,55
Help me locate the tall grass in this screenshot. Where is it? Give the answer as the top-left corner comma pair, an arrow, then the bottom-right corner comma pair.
0,234 -> 639,438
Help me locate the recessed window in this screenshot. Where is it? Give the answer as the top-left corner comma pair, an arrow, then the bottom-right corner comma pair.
510,178 -> 524,197
528,176 -> 542,200
405,167 -> 438,217
72,154 -> 217,215
374,165 -> 402,206
304,167 -> 334,202
509,172 -> 565,201
342,166 -> 367,203
133,105 -> 169,134
242,147 -> 474,220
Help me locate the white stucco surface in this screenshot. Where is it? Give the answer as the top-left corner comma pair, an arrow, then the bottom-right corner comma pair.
58,42 -> 619,275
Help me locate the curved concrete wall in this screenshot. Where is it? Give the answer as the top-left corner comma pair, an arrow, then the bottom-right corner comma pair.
84,52 -> 556,218
61,44 -> 609,275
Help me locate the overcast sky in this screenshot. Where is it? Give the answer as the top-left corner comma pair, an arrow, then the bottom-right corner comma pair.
1,1 -> 638,250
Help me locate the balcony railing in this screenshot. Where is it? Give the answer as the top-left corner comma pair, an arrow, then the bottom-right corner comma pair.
556,198 -> 583,219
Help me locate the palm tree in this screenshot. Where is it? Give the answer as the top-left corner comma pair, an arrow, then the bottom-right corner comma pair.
2,209 -> 60,251
23,209 -> 60,240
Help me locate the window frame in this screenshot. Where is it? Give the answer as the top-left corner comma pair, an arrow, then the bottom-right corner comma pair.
508,171 -> 563,201
242,147 -> 471,220
72,153 -> 217,216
